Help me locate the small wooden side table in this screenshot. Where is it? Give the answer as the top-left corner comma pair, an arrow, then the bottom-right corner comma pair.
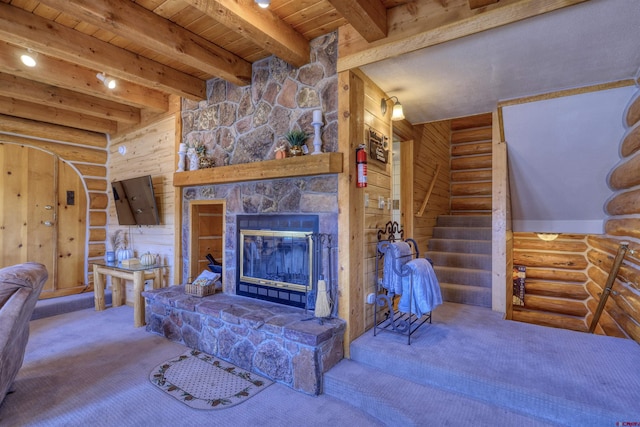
92,262 -> 166,327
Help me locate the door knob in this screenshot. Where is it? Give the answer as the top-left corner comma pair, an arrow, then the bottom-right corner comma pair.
44,205 -> 53,210
43,221 -> 54,227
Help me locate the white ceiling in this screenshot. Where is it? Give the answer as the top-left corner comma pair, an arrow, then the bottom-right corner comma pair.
361,0 -> 640,124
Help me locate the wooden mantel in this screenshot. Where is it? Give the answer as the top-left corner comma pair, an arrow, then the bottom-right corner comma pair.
172,152 -> 343,187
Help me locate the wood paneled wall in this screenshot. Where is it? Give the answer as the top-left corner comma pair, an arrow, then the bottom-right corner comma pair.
409,121 -> 451,252
450,113 -> 492,214
358,71 -> 393,330
108,110 -> 179,299
0,116 -> 107,290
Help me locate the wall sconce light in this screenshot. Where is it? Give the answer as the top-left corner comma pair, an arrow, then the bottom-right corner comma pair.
255,0 -> 270,8
536,233 -> 559,241
96,72 -> 117,89
381,96 -> 405,121
20,49 -> 38,67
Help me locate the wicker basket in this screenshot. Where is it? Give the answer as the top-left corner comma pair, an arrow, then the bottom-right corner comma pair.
185,282 -> 216,297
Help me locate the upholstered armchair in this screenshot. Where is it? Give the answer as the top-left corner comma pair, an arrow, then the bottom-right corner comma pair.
0,263 -> 48,404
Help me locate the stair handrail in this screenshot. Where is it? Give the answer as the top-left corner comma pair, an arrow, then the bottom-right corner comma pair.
588,241 -> 629,333
416,163 -> 441,217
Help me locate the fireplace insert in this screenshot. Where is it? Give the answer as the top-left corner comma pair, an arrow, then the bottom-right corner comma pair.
236,215 -> 319,308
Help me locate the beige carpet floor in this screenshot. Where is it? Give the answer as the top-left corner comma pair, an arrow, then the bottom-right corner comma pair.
0,305 -> 382,427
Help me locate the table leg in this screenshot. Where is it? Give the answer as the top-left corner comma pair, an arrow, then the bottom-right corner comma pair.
153,267 -> 163,289
133,270 -> 145,327
112,277 -> 123,307
93,264 -> 105,311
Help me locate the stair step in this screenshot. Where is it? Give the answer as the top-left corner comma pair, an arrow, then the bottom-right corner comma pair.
436,215 -> 492,228
433,266 -> 491,288
426,251 -> 492,270
428,238 -> 491,254
31,291 -> 109,321
340,303 -> 639,426
324,360 -> 547,427
433,226 -> 491,240
440,282 -> 492,307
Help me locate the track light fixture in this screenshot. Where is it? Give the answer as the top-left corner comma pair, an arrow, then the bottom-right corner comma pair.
381,96 -> 405,121
255,0 -> 270,8
20,49 -> 38,67
96,72 -> 117,90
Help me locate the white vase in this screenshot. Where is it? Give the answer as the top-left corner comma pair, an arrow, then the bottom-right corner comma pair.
187,149 -> 199,171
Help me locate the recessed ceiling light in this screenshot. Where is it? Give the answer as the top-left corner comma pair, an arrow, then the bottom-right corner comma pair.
20,49 -> 37,67
255,0 -> 270,8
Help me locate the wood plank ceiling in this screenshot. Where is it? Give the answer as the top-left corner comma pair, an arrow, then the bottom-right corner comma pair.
0,0 -> 582,138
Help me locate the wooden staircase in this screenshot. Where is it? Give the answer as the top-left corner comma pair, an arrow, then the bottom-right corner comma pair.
422,113 -> 493,307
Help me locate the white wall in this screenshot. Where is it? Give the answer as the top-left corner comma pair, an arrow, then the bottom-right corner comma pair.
503,85 -> 636,234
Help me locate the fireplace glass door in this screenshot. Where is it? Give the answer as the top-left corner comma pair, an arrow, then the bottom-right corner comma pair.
239,229 -> 313,293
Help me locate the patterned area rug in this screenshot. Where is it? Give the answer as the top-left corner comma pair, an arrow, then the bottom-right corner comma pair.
149,349 -> 273,409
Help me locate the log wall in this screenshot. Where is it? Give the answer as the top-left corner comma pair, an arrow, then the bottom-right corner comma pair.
450,113 -> 492,214
511,233 -> 590,332
589,87 -> 640,342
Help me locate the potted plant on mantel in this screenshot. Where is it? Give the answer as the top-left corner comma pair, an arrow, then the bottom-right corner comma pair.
285,130 -> 310,157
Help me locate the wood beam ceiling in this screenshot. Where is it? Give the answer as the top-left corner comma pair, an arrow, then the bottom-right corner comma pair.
0,41 -> 168,113
183,0 -> 310,68
36,0 -> 252,86
337,0 -> 590,72
0,2 -> 206,101
0,0 -> 591,138
469,0 -> 501,9
326,0 -> 387,42
0,72 -> 140,124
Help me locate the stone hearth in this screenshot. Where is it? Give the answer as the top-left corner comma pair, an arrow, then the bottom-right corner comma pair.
142,286 -> 345,395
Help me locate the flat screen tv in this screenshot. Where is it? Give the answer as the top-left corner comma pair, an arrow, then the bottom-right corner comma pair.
111,175 -> 160,225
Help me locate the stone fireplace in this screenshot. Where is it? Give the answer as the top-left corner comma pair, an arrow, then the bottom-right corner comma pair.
178,32 -> 340,308
181,175 -> 338,302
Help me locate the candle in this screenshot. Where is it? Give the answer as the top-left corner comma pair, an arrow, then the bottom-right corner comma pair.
313,109 -> 323,124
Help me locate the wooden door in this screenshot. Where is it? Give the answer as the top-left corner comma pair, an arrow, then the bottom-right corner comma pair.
0,143 -> 87,297
1,144 -> 57,290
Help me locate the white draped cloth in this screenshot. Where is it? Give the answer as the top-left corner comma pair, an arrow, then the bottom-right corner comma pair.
379,241 -> 443,316
398,258 -> 443,317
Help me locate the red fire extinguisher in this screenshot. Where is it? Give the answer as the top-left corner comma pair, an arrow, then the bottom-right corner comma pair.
356,144 -> 367,188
